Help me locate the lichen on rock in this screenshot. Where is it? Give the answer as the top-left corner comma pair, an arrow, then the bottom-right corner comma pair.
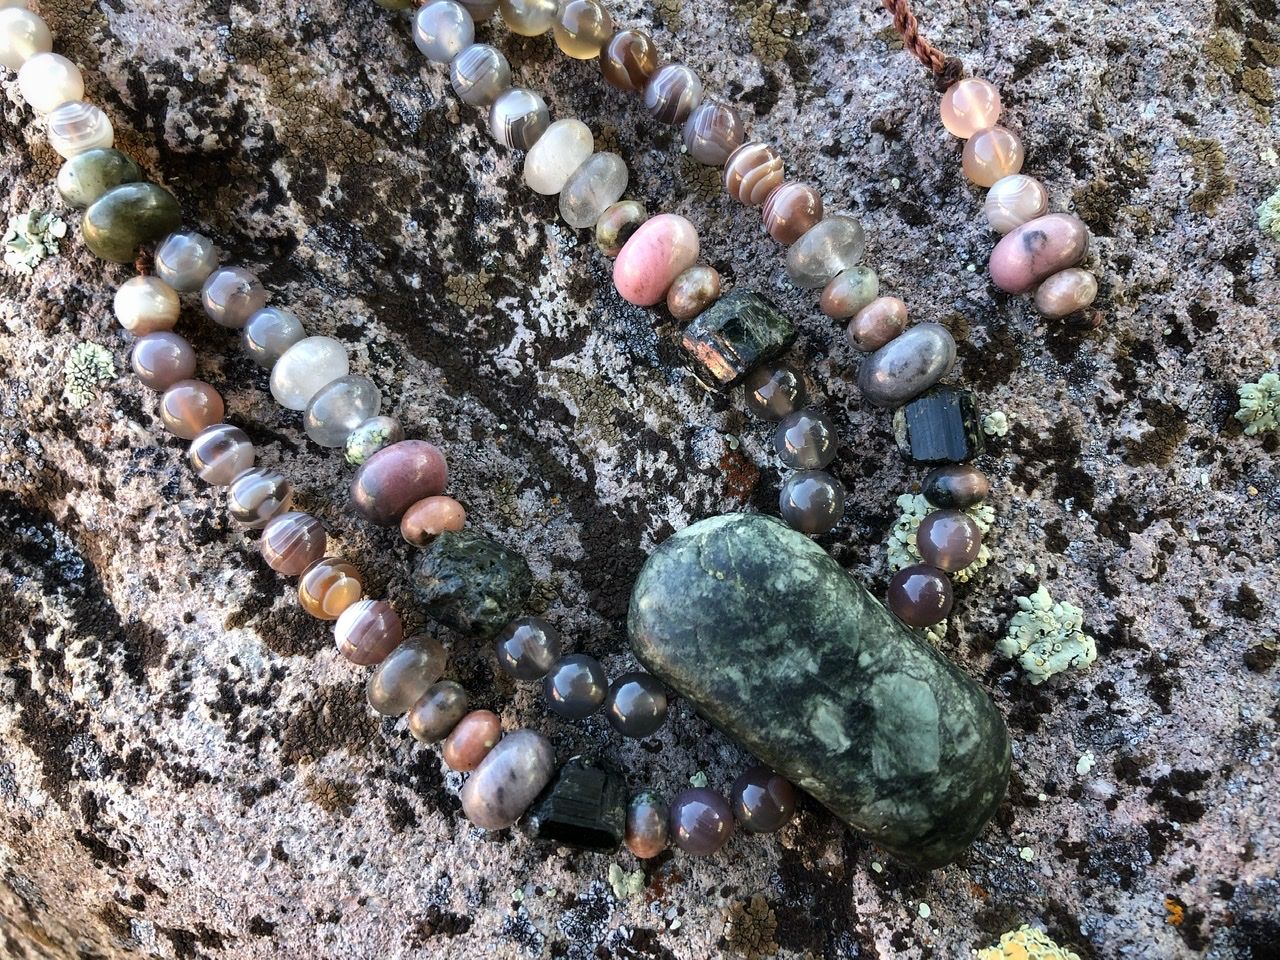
996,585 -> 1098,685
887,492 -> 994,584
3,210 -> 67,274
1235,372 -> 1280,435
977,924 -> 1083,960
61,342 -> 115,409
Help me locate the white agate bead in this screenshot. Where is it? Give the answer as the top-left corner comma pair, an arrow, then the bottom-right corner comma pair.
0,7 -> 49,70
523,118 -> 593,195
46,100 -> 114,158
270,336 -> 349,411
113,276 -> 180,335
18,52 -> 83,113
984,174 -> 1049,234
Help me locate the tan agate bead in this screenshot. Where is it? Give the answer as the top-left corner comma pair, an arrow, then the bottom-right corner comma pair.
443,710 -> 503,772
761,182 -> 823,245
940,78 -> 1002,138
400,495 -> 467,547
553,0 -> 613,59
1033,268 -> 1099,319
962,126 -> 1024,188
261,511 -> 327,576
847,296 -> 908,352
723,142 -> 784,207
299,557 -> 364,621
666,265 -> 721,321
601,28 -> 658,93
160,380 -> 224,440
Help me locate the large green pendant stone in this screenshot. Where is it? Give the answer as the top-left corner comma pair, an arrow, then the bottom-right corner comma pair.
81,182 -> 182,263
680,290 -> 797,390
56,148 -> 144,209
627,514 -> 1010,869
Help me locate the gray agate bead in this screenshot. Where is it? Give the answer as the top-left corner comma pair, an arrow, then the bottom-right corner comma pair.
681,100 -> 743,166
786,215 -> 866,289
604,672 -> 667,738
241,307 -> 305,368
450,43 -> 511,107
644,63 -> 702,125
544,654 -> 607,719
202,266 -> 267,329
154,231 -> 219,292
559,152 -> 628,229
367,635 -> 448,716
856,323 -> 956,409
495,616 -> 562,680
344,415 -> 405,467
669,788 -> 733,856
743,362 -> 807,421
227,467 -> 293,528
303,375 -> 382,448
779,470 -> 845,535
188,423 -> 255,486
489,88 -> 550,150
730,766 -> 796,833
407,680 -> 469,743
413,0 -> 474,64
774,409 -> 837,470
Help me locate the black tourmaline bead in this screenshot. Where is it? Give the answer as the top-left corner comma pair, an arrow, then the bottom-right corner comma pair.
412,531 -> 533,640
523,756 -> 626,851
680,290 -> 797,390
892,387 -> 985,465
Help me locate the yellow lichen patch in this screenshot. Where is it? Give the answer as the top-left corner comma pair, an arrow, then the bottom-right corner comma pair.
977,925 -> 1083,960
1165,897 -> 1186,926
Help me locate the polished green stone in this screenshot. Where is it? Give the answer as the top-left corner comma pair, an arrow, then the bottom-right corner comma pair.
412,530 -> 533,640
81,182 -> 182,263
627,513 -> 1010,869
680,290 -> 797,390
56,149 -> 144,210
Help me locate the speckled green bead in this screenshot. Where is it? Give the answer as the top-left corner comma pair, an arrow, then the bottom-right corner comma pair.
81,182 -> 181,263
56,148 -> 143,209
343,415 -> 404,467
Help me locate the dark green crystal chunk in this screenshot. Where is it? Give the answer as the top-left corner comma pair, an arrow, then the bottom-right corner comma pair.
523,756 -> 625,851
56,148 -> 144,210
412,530 -> 532,640
627,514 -> 1009,869
680,290 -> 797,390
892,387 -> 985,465
81,182 -> 182,263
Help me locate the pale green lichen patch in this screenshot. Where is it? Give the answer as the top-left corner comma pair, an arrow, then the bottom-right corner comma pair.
63,342 -> 115,409
978,924 -> 1083,960
4,209 -> 68,274
996,585 -> 1098,685
983,411 -> 1010,437
1258,187 -> 1280,241
606,864 -> 644,899
1236,372 -> 1280,434
887,493 -> 993,584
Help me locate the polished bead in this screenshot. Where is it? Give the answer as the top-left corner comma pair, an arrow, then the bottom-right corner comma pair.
559,152 -> 628,229
344,415 -> 405,467
666,264 -> 720,321
923,464 -> 990,510
774,409 -> 837,469
544,654 -> 607,719
154,231 -> 219,292
604,672 -> 667,738
443,710 -> 502,771
260,511 -> 327,576
456,0 -> 499,19
857,323 -> 956,409
495,616 -> 561,680
187,423 -> 255,486
17,52 -> 81,113
786,215 -> 865,289
983,174 -> 1048,234
553,0 -> 613,59
413,531 -> 533,639
524,118 -> 594,195
227,466 -> 292,527
669,788 -> 733,856
821,266 -> 879,320
460,729 -> 555,830
201,266 -> 267,330
367,635 -> 448,716
613,213 -> 700,307
744,361 -> 807,421
413,0 -> 473,64
762,182 -> 822,245
56,148 -> 142,209
625,791 -> 668,858
335,598 -> 403,666
601,28 -> 657,92
270,336 -> 349,410
916,509 -> 982,573
730,766 -> 796,833
241,307 -> 305,368
779,470 -> 845,535
724,141 -> 784,206
46,101 -> 113,159
682,100 -> 743,166
0,8 -> 50,70
962,126 -> 1024,188
401,495 -> 467,547
131,331 -> 195,391
113,276 -> 179,335
523,756 -> 626,850
940,77 -> 1002,138
372,0 -> 416,9
643,63 -> 701,125
681,289 -> 796,390
304,375 -> 381,448
886,564 -> 953,628
82,183 -> 181,263
989,214 -> 1089,294
407,680 -> 468,743
500,0 -> 556,35
450,44 -> 511,108
893,387 -> 984,464
298,557 -> 364,620
489,87 -> 550,150
594,200 -> 646,258
1033,267 -> 1098,319
350,439 -> 448,527
161,380 -> 223,440
846,295 -> 907,352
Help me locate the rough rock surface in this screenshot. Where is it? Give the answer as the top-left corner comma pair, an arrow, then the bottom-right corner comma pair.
0,0 -> 1277,957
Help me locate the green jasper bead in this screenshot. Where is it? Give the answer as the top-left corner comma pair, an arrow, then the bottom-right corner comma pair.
81,182 -> 182,263
56,148 -> 144,210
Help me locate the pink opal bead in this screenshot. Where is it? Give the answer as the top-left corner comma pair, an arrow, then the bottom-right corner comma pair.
940,78 -> 1002,138
612,213 -> 700,307
989,214 -> 1090,294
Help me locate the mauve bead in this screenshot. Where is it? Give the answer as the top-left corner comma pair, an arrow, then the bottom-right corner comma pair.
723,142 -> 784,206
940,78 -> 1002,138
335,598 -> 403,666
762,182 -> 823,245
682,100 -> 743,166
962,126 -> 1024,188
160,380 -> 224,440
887,564 -> 954,628
774,409 -> 837,469
131,331 -> 195,391
260,511 -> 327,576
552,0 -> 613,59
367,634 -> 448,715
786,215 -> 865,289
820,265 -> 879,319
298,557 -> 364,620
188,423 -> 255,486
857,323 -> 957,409
1033,268 -> 1098,319
595,200 -> 647,258
743,362 -> 807,421
916,509 -> 982,573
984,174 -> 1048,234
601,28 -> 658,93
613,213 -> 700,306
242,307 -> 306,369
605,672 -> 668,738
201,266 -> 267,330
543,654 -> 607,719
847,296 -> 908,352
989,214 -> 1089,294
401,495 -> 467,547
923,464 -> 990,509
460,729 -> 555,829
730,766 -> 796,833
779,470 -> 845,535
666,264 -> 721,321
669,788 -> 733,856
443,709 -> 502,771
644,63 -> 702,125
408,680 -> 469,743
625,791 -> 668,858
495,616 -> 562,680
226,467 -> 292,528
350,439 -> 449,526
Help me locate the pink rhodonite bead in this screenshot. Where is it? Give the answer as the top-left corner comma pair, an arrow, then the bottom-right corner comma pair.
612,213 -> 700,306
989,213 -> 1090,294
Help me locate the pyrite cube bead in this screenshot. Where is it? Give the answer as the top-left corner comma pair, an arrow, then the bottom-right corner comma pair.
892,387 -> 985,465
82,182 -> 181,263
523,756 -> 626,850
413,530 -> 533,640
680,290 -> 797,390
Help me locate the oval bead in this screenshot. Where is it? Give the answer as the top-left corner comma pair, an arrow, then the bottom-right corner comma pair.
260,511 -> 327,576
682,100 -> 743,166
723,142 -> 784,206
460,729 -> 556,830
857,323 -> 957,409
443,710 -> 502,771
201,266 -> 267,330
774,409 -> 837,470
413,0 -> 474,63
594,200 -> 647,258
401,495 -> 467,547
940,78 -> 1002,138
226,466 -> 292,527
298,557 -> 364,620
160,380 -> 224,440
500,0 -> 556,36
154,231 -> 219,292
916,510 -> 982,573
131,331 -> 195,391
1033,268 -> 1098,319
303,375 -> 382,448
778,470 -> 845,535
241,307 -> 305,368
543,654 -> 608,720
613,213 -> 700,307
82,183 -> 181,263
188,423 -> 255,486
922,464 -> 990,509
625,792 -> 669,858
962,126 -> 1024,188
552,0 -> 613,59
367,635 -> 448,716
495,616 -> 562,680
786,215 -> 865,289
489,87 -> 550,150
730,766 -> 796,833
113,276 -> 179,335
349,439 -> 449,527
270,336 -> 349,410
846,295 -> 908,352
46,100 -> 113,159
601,28 -> 657,92
669,788 -> 734,856
666,265 -> 720,321
523,118 -> 594,195
18,52 -> 82,113
55,148 -> 142,209
408,680 -> 468,743
743,362 -> 807,421
604,672 -> 668,738
821,266 -> 879,319
887,564 -> 953,628
450,43 -> 511,107
559,152 -> 628,229
0,8 -> 51,71
344,415 -> 405,467
983,174 -> 1048,234
643,63 -> 702,125
988,214 -> 1089,294
335,598 -> 403,666
762,181 -> 823,245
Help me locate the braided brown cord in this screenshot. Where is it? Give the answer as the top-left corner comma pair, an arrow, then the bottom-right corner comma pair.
881,0 -> 965,91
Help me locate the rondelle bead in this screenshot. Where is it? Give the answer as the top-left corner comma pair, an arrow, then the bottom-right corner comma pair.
444,710 -> 503,771
0,8 -> 51,71
226,465 -> 292,527
154,231 -> 219,292
643,63 -> 702,125
401,495 -> 467,547
450,43 -> 511,108
407,680 -> 469,743
553,0 -> 613,59
940,77 -> 1002,138
201,266 -> 267,330
762,182 -> 823,245
413,0 -> 474,64
559,151 -> 628,229
774,409 -> 837,470
594,200 -> 647,258
460,729 -> 555,830
682,100 -> 744,166
82,183 -> 181,263
303,375 -> 382,448
335,598 -> 403,667
846,295 -> 908,352
160,380 -> 224,440
495,616 -> 562,680
344,415 -> 405,467
1033,267 -> 1099,319
55,148 -> 142,209
270,336 -> 349,410
786,215 -> 865,289
962,126 -> 1024,188
298,557 -> 364,620
989,214 -> 1089,294
241,307 -> 306,368
886,564 -> 954,629
822,267 -> 880,321
489,87 -> 550,150
723,142 -> 784,206
604,672 -> 668,738
456,0 -> 499,20
260,511 -> 327,576
983,174 -> 1048,234
543,654 -> 607,719
669,788 -> 733,856
187,423 -> 255,486
857,323 -> 957,409
366,634 -> 448,716
46,100 -> 113,159
730,766 -> 796,833
779,470 -> 845,535
922,464 -> 990,510
601,28 -> 658,93
350,439 -> 449,527
916,509 -> 982,573
666,264 -> 721,321
17,52 -> 82,113
613,213 -> 700,306
523,118 -> 594,195
743,361 -> 806,422
500,0 -> 556,35
113,276 -> 179,335
131,331 -> 195,391
625,791 -> 669,858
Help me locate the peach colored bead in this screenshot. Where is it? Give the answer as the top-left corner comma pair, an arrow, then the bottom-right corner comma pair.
1033,268 -> 1099,319
940,78 -> 1002,138
846,296 -> 908,352
298,557 -> 364,621
612,213 -> 700,307
761,181 -> 823,245
962,126 -> 1024,188
443,710 -> 502,772
989,213 -> 1089,294
159,380 -> 223,440
666,264 -> 721,321
400,495 -> 467,547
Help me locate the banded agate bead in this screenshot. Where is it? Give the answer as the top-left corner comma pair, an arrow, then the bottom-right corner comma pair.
56,149 -> 142,209
270,336 -> 349,410
723,142 -> 784,206
524,118 -> 594,195
553,0 -> 613,59
601,28 -> 657,93
613,213 -> 700,306
202,266 -> 267,329
188,424 -> 255,486
443,710 -> 502,771
779,470 -> 845,535
131,332 -> 195,391
762,182 -> 823,245
847,296 -> 907,352
604,672 -> 667,738
730,766 -> 796,833
559,152 -> 628,229
299,557 -> 364,620
666,265 -> 720,321
644,63 -> 702,125
544,654 -> 607,719
500,0 -> 556,36
46,101 -> 113,159
408,680 -> 469,743
495,616 -> 561,680
242,307 -> 305,368
916,509 -> 981,573
154,231 -> 219,292
743,361 -> 806,421
226,466 -> 292,527
350,439 -> 449,527
367,635 -> 448,716
450,44 -> 511,107
821,266 -> 879,320
669,788 -> 733,856
594,200 -> 646,258
989,214 -> 1089,294
0,8 -> 51,70
260,511 -> 327,576
962,126 -> 1024,188
460,730 -> 555,829
335,598 -> 403,666
940,78 -> 1001,138
1034,268 -> 1098,319
82,183 -> 181,263
774,409 -> 837,470
413,0 -> 474,64
304,375 -> 381,448
489,88 -> 550,150
17,52 -> 82,113
984,174 -> 1048,234
401,495 -> 467,547
887,564 -> 953,628
786,215 -> 865,289
625,792 -> 668,858
114,276 -> 179,335
682,101 -> 743,166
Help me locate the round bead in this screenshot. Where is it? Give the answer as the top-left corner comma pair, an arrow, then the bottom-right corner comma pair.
594,200 -> 647,258
962,126 -> 1024,188
367,635 -> 448,716
682,100 -> 743,166
916,510 -> 982,573
669,788 -> 733,856
625,792 -> 669,858
553,0 -> 613,59
350,439 -> 449,527
846,296 -> 908,352
160,380 -> 224,440
666,264 -> 721,321
922,464 -> 990,510
543,654 -> 607,719
989,214 -> 1089,295
601,28 -> 658,93
604,672 -> 668,738
489,87 -> 550,150
500,0 -> 556,34
334,598 -> 403,667
643,63 -> 702,125
460,729 -> 555,830
241,307 -> 305,368
523,118 -> 594,195
298,557 -> 364,620
154,231 -> 219,292
187,423 -> 255,486
456,0 -> 499,19
940,78 -> 1002,138
450,44 -> 511,108
201,267 -> 267,330
226,465 -> 292,527
559,152 -> 628,229
786,215 -> 865,289
723,142 -> 784,206
130,332 -> 196,391
55,148 -> 142,209
730,766 -> 796,833
82,183 -> 181,263
774,409 -> 837,470
46,100 -> 113,159
820,266 -> 879,320
17,52 -> 82,113
344,415 -> 405,467
613,213 -> 700,307
303,375 -> 381,448
113,276 -> 179,335
857,323 -> 957,409
270,336 -> 349,411
495,616 -> 562,681
400,495 -> 467,547
886,564 -> 954,628
0,8 -> 51,71
260,511 -> 328,576
779,470 -> 845,535
408,680 -> 469,743
762,182 -> 823,245
743,362 -> 807,421
413,0 -> 474,64
983,174 -> 1048,234
1034,268 -> 1099,319
443,710 -> 503,771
